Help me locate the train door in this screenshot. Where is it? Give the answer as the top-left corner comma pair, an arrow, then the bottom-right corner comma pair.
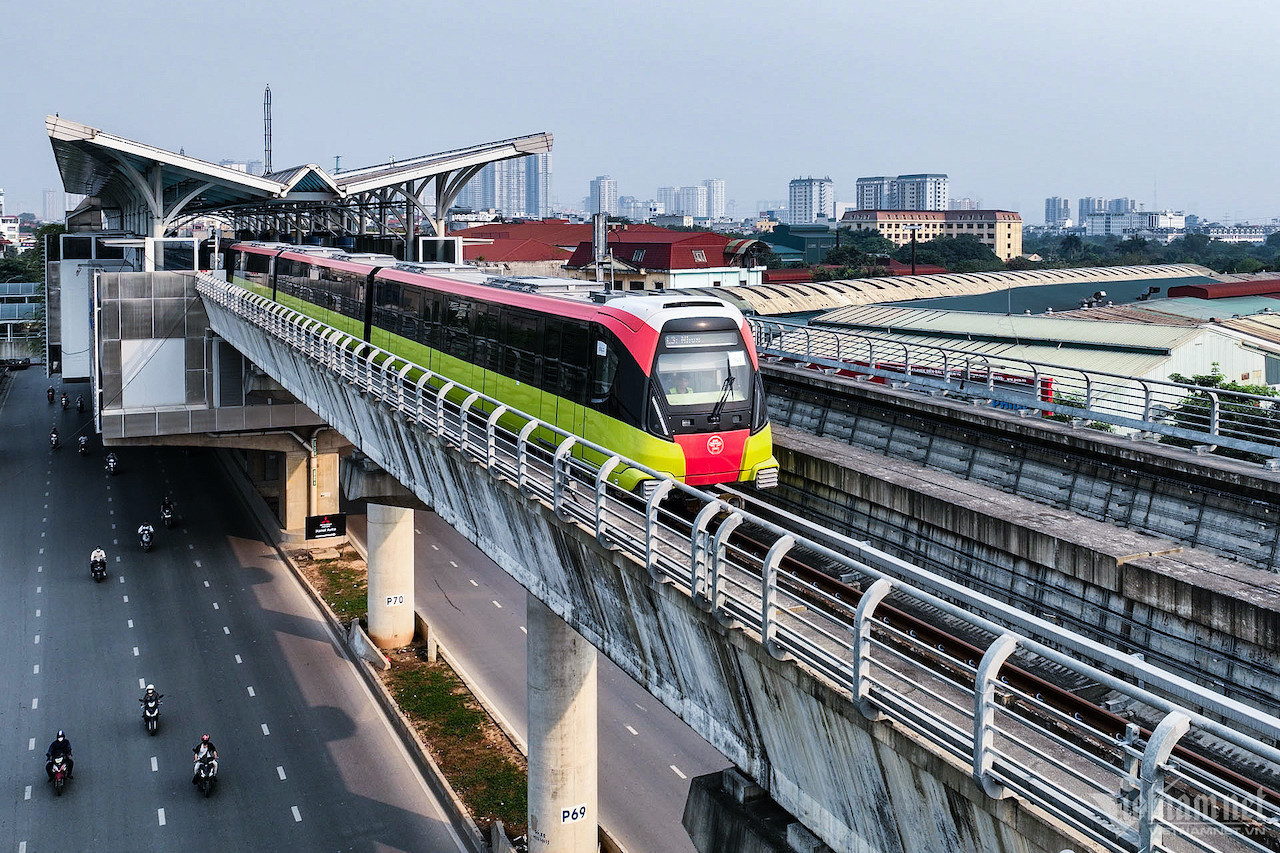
559,320 -> 590,441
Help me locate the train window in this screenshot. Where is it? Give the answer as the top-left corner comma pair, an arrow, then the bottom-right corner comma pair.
423,294 -> 443,349
475,304 -> 502,372
559,321 -> 589,404
656,347 -> 750,408
503,310 -> 540,385
590,336 -> 618,402
542,320 -> 562,393
444,298 -> 473,361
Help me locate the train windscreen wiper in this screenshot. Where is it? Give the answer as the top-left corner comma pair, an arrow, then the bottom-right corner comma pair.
709,375 -> 736,422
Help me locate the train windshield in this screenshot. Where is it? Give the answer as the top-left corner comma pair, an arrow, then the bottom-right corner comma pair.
655,331 -> 751,407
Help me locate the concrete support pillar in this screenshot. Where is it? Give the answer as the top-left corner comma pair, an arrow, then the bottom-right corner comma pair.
283,450 -> 310,531
527,597 -> 598,853
367,504 -> 415,648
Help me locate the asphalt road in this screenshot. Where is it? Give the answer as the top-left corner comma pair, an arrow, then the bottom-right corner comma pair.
0,369 -> 468,853
347,503 -> 731,853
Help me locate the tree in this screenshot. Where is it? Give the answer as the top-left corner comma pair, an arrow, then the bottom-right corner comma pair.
891,234 -> 1001,271
1162,364 -> 1280,461
1059,234 -> 1085,258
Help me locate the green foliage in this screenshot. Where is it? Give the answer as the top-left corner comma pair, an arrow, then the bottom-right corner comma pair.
313,558 -> 368,622
890,234 -> 1002,271
822,228 -> 896,267
1024,226 -> 1280,274
1044,392 -> 1115,431
1162,364 -> 1280,461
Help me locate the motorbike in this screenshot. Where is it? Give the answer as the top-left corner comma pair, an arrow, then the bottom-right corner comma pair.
139,529 -> 153,552
90,557 -> 107,582
105,454 -> 118,475
76,396 -> 84,413
141,697 -> 160,735
47,387 -> 54,404
194,754 -> 217,797
60,393 -> 68,410
161,506 -> 174,529
48,755 -> 70,796
78,436 -> 88,456
50,431 -> 59,450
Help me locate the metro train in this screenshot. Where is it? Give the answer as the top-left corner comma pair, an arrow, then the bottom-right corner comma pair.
227,243 -> 778,492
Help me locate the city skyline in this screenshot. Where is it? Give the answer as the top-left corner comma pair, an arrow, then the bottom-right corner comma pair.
2,1 -> 1279,225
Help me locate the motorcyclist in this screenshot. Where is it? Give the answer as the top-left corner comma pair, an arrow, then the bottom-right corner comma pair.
192,734 -> 218,783
46,731 -> 73,780
138,521 -> 155,543
90,547 -> 106,566
49,426 -> 59,448
60,391 -> 68,409
47,386 -> 54,403
161,496 -> 175,518
76,395 -> 84,412
105,451 -> 118,472
78,435 -> 88,453
140,684 -> 162,705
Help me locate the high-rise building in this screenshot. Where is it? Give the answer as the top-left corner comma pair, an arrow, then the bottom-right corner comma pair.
788,177 -> 835,224
493,158 -> 527,217
678,185 -> 708,218
702,179 -> 726,219
1077,197 -> 1106,222
892,174 -> 949,211
855,177 -> 893,210
1044,196 -> 1071,227
44,189 -> 62,222
589,175 -> 618,216
657,187 -> 680,214
949,197 -> 982,211
1107,197 -> 1138,215
524,153 -> 552,219
0,187 -> 5,216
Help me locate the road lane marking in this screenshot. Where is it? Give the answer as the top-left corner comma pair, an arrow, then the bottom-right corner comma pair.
40,532 -> 44,538
35,587 -> 40,593
139,678 -> 146,689
203,580 -> 209,587
33,665 -> 38,674
37,566 -> 41,572
247,686 -> 255,697
111,523 -> 115,529
113,539 -> 117,545
19,841 -> 25,853
213,603 -> 219,610
115,556 -> 120,562
469,579 -> 478,586
31,698 -> 37,710
123,595 -> 129,603
223,626 -> 230,635
119,575 -> 125,583
157,808 -> 165,826
35,609 -> 40,618
635,703 -> 647,712
195,560 -> 202,568
33,635 -> 39,644
38,548 -> 43,555
261,724 -> 270,735
431,544 -> 439,550
28,739 -> 34,751
128,619 -> 133,628
291,806 -> 302,822
492,600 -> 502,609
625,725 -> 637,736
520,626 -> 527,634
151,756 -> 158,772
132,647 -> 139,657
24,786 -> 31,801
670,765 -> 687,779
188,544 -> 194,550
235,655 -> 242,664
277,765 -> 286,780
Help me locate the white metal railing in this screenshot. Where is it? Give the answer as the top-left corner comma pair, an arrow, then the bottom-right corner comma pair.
750,317 -> 1280,462
197,273 -> 1280,853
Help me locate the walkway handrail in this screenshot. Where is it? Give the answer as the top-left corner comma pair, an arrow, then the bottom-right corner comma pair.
749,317 -> 1280,462
198,273 -> 1280,853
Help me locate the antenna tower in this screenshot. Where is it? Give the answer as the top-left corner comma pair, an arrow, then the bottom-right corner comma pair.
263,85 -> 273,174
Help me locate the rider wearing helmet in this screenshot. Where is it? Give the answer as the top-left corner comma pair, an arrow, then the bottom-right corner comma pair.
46,730 -> 73,780
141,684 -> 162,703
192,733 -> 218,783
90,547 -> 106,565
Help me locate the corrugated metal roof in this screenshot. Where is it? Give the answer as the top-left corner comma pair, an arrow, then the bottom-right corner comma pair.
1127,296 -> 1280,321
812,304 -> 1203,353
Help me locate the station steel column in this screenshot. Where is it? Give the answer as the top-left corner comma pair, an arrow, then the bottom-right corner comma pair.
366,503 -> 415,648
527,597 -> 598,852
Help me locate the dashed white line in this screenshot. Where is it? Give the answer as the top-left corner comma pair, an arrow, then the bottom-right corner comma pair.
431,544 -> 439,550
247,686 -> 256,697
492,600 -> 502,609
670,765 -> 687,779
625,724 -> 637,736
291,806 -> 302,822
31,698 -> 38,710
277,765 -> 287,780
634,702 -> 648,712
261,723 -> 270,736
34,609 -> 40,618
151,756 -> 158,772
32,665 -> 38,674
195,560 -> 202,568
520,626 -> 527,634
469,579 -> 478,587
33,635 -> 39,645
223,626 -> 230,635
35,586 -> 40,593
119,575 -> 125,583
111,523 -> 116,530
138,678 -> 146,689
36,566 -> 41,572
235,654 -> 242,664
449,560 -> 458,567
203,580 -> 209,587
188,544 -> 194,550
113,539 -> 118,545
213,603 -> 219,610
28,738 -> 34,751
123,595 -> 129,603
24,785 -> 31,800
38,548 -> 43,555
41,517 -> 46,523
132,647 -> 139,657
39,532 -> 45,539
157,808 -> 166,826
127,619 -> 133,628
114,556 -> 120,562
18,841 -> 25,853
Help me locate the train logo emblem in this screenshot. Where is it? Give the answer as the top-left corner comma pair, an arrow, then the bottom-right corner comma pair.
707,435 -> 724,455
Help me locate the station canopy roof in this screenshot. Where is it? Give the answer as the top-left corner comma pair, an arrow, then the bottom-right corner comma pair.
46,115 -> 552,229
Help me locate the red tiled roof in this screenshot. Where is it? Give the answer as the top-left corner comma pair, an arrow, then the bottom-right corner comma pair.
462,238 -> 569,263
565,231 -> 736,271
763,269 -> 814,283
1167,279 -> 1280,299
450,219 -> 666,251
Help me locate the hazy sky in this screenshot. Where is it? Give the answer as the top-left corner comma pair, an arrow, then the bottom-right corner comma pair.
4,0 -> 1278,224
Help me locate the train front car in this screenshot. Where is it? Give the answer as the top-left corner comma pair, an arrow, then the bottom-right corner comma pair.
618,297 -> 778,491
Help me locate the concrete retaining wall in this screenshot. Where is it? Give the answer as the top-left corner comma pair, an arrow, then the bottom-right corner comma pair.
203,299 -> 1086,853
